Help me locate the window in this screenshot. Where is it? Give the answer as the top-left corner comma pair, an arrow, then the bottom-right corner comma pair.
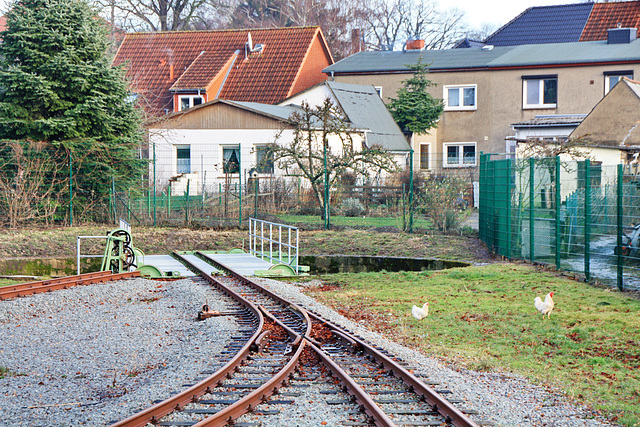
444,85 -> 477,110
374,86 -> 383,98
444,142 -> 476,167
255,146 -> 274,174
419,143 -> 430,170
523,75 -> 557,109
176,145 -> 190,174
223,146 -> 240,174
178,95 -> 204,111
604,71 -> 633,94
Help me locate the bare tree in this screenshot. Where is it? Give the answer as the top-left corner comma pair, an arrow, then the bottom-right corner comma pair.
93,0 -> 231,32
354,0 -> 468,51
268,99 -> 400,220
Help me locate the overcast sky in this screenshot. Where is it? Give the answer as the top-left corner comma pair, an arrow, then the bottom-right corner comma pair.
0,0 -> 589,33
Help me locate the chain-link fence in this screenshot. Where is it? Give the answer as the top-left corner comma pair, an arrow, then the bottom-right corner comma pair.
480,153 -> 640,291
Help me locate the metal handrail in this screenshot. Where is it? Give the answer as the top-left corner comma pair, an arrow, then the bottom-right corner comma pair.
248,218 -> 299,274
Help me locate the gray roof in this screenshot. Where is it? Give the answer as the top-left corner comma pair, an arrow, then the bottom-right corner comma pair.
324,39 -> 640,74
226,101 -> 303,122
325,82 -> 410,151
512,114 -> 587,128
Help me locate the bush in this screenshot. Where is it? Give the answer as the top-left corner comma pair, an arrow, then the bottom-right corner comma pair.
341,198 -> 365,217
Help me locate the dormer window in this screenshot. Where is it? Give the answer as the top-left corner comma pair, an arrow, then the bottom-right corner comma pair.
178,95 -> 204,111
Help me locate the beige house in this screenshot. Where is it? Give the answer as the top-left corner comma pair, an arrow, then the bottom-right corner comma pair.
324,30 -> 640,179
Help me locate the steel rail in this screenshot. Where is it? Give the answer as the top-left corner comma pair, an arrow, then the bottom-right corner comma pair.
205,258 -> 478,427
192,299 -> 313,426
111,256 -> 265,427
309,311 -> 480,427
0,271 -> 141,300
306,339 -> 396,427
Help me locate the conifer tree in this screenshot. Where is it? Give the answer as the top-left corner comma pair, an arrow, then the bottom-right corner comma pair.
0,0 -> 145,221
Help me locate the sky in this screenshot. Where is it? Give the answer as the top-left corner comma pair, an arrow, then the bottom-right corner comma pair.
0,0 -> 587,33
447,0 -> 589,31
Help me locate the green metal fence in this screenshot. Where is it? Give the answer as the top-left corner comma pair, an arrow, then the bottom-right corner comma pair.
480,153 -> 640,291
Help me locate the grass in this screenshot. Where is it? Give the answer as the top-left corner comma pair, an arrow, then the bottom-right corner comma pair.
277,214 -> 433,229
0,279 -> 20,287
304,263 -> 640,426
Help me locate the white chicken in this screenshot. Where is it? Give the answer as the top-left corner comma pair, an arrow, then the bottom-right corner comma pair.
534,292 -> 555,319
412,302 -> 429,320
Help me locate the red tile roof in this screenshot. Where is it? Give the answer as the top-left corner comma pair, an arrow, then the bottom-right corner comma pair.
580,1 -> 640,41
113,26 -> 333,116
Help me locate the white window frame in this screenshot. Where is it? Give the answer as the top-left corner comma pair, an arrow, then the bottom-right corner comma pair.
374,86 -> 383,98
222,145 -> 241,174
522,76 -> 557,109
175,144 -> 191,174
255,145 -> 274,174
443,142 -> 477,168
604,71 -> 633,94
443,84 -> 477,111
419,143 -> 431,170
178,95 -> 205,111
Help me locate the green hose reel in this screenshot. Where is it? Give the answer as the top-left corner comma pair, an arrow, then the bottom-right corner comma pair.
101,228 -> 138,273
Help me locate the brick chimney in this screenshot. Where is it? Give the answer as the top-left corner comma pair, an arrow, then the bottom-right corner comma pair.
406,39 -> 425,50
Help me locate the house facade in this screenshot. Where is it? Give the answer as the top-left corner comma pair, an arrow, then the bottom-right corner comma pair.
113,26 -> 334,117
147,82 -> 410,195
324,32 -> 640,178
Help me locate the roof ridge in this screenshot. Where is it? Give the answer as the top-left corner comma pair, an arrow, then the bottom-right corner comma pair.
125,26 -> 320,37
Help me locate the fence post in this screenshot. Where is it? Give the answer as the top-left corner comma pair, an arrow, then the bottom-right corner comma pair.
254,178 -> 258,219
402,183 -> 406,231
617,164 -> 624,291
408,149 -> 414,233
185,179 -> 190,225
584,158 -> 591,281
555,156 -> 561,269
529,157 -> 535,263
69,155 -> 73,226
506,158 -> 512,259
153,140 -> 157,227
112,177 -> 117,224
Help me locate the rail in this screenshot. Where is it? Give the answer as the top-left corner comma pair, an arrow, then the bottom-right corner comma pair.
248,217 -> 299,274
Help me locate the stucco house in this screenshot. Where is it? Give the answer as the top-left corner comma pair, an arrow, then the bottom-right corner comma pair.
113,26 -> 334,117
324,29 -> 640,180
147,82 -> 410,196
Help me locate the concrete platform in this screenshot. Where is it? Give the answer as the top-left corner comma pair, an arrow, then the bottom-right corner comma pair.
199,253 -> 274,276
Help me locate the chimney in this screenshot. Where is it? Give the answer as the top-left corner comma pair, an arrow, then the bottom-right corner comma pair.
169,63 -> 174,81
405,39 -> 425,50
607,26 -> 637,44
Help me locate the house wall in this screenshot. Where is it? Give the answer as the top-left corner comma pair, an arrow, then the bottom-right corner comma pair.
571,81 -> 640,145
149,103 -> 285,130
289,34 -> 332,98
332,62 -> 640,172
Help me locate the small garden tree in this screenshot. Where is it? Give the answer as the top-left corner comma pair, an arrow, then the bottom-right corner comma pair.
0,0 -> 145,223
268,98 -> 400,225
386,57 -> 444,135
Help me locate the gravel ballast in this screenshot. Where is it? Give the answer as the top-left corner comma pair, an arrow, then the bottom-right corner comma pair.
0,276 -> 618,427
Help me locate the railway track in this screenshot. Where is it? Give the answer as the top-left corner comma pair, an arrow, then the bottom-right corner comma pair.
2,256 -> 482,426
108,252 -> 479,427
0,270 -> 141,300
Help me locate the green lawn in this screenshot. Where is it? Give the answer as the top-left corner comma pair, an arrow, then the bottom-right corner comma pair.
277,214 -> 433,229
0,279 -> 21,287
305,263 -> 640,426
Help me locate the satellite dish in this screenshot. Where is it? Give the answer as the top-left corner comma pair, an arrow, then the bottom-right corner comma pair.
247,32 -> 253,51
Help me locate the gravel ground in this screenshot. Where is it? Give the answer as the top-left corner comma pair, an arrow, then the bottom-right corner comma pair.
0,276 -> 619,427
0,277 -> 237,427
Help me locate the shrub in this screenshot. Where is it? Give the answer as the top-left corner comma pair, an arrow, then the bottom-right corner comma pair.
342,198 -> 365,217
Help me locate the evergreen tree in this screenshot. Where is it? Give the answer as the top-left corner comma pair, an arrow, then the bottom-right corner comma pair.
387,58 -> 444,134
0,0 -> 145,221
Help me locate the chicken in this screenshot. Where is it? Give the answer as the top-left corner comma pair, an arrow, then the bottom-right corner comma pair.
412,302 -> 429,320
534,292 -> 555,319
